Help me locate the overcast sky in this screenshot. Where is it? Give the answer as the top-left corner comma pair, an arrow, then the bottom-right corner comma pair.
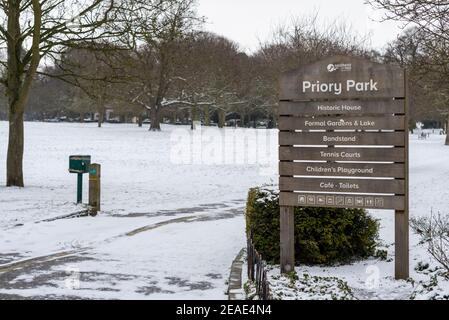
197,0 -> 404,53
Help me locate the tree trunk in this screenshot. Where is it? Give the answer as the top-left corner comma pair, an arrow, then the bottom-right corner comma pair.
204,105 -> 210,126
138,115 -> 143,127
241,113 -> 247,127
218,109 -> 226,128
191,104 -> 199,130
150,107 -> 161,131
7,108 -> 25,187
98,112 -> 103,128
446,115 -> 449,145
5,0 -> 34,187
97,102 -> 105,128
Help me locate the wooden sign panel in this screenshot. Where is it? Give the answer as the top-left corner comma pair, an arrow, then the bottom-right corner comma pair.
279,132 -> 405,146
279,100 -> 405,116
280,192 -> 405,210
278,55 -> 409,279
279,146 -> 405,162
279,55 -> 405,100
279,115 -> 405,131
280,177 -> 405,194
279,162 -> 405,178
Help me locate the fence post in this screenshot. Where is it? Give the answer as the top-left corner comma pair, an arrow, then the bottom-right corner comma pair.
76,173 -> 83,204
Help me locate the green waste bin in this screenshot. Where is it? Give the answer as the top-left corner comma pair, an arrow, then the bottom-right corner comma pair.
69,155 -> 91,203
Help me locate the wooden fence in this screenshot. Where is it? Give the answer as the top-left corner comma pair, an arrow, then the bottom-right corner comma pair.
247,232 -> 271,300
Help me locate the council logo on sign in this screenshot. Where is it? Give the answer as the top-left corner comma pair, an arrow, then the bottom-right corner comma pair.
327,64 -> 337,72
327,63 -> 352,72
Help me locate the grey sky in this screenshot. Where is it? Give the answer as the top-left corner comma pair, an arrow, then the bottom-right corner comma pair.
197,0 -> 404,53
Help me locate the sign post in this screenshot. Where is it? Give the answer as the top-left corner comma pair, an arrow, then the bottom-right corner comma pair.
76,173 -> 83,204
278,56 -> 409,280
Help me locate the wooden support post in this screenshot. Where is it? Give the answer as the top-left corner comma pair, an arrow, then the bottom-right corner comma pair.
395,70 -> 410,280
395,210 -> 409,279
280,206 -> 295,274
88,163 -> 101,216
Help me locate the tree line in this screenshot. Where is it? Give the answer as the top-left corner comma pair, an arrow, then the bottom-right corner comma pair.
1,10 -> 373,130
1,0 -> 449,187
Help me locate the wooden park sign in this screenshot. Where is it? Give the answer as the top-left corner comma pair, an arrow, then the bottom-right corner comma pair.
278,56 -> 409,280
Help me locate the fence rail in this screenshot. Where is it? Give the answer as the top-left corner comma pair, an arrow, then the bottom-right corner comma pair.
247,232 -> 270,300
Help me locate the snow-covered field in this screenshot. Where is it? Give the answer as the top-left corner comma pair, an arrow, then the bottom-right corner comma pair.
0,121 -> 448,299
0,122 -> 276,299
0,122 -> 277,228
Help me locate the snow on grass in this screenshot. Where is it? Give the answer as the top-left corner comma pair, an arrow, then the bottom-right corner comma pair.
1,122 -> 449,299
0,122 -> 276,225
268,271 -> 355,300
1,122 -> 273,299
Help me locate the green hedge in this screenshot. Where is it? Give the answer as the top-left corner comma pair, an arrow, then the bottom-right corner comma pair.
246,187 -> 379,265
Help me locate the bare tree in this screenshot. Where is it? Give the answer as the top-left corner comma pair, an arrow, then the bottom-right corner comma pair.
367,0 -> 449,41
68,86 -> 94,121
121,0 -> 201,131
370,0 -> 449,144
173,32 -> 246,128
252,15 -> 371,126
0,0 -> 120,187
57,45 -> 128,127
21,73 -> 74,120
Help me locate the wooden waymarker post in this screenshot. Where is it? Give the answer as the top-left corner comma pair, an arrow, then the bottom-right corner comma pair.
278,55 -> 409,280
88,163 -> 101,216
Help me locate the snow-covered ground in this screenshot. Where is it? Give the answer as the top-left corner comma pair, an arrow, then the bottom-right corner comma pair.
0,122 -> 276,299
0,122 -> 448,299
0,122 -> 277,228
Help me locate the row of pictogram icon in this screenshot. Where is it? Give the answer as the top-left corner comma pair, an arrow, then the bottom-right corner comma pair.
297,194 -> 384,208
